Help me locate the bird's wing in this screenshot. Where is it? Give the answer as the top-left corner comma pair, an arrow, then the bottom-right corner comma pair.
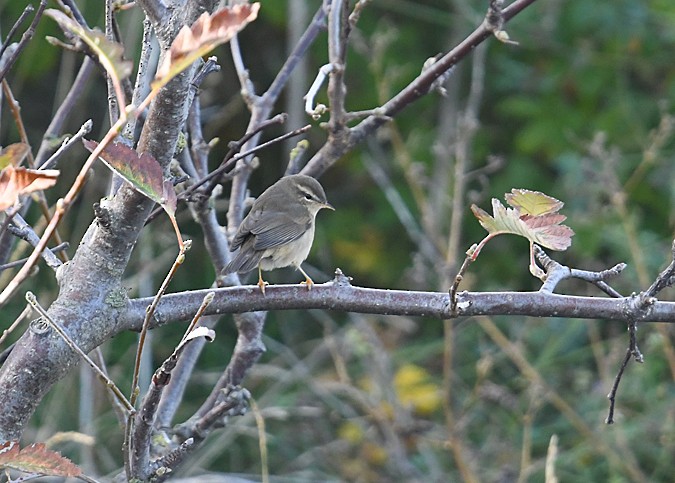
248,210 -> 311,250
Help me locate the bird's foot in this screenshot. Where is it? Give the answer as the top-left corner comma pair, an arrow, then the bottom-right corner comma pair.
300,276 -> 314,290
258,279 -> 269,295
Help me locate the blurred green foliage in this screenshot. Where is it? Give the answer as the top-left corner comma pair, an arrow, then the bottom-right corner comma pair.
1,0 -> 675,481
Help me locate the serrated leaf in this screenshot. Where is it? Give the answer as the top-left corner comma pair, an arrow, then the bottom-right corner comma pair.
471,189 -> 574,251
154,3 -> 260,84
505,188 -> 564,216
0,441 -> 81,477
83,139 -> 182,247
45,9 -> 133,82
0,166 -> 60,211
0,143 -> 30,169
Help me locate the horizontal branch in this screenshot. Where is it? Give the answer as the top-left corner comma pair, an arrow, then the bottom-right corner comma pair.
122,273 -> 675,330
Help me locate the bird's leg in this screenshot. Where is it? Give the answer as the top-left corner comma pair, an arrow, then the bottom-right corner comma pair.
296,264 -> 314,290
257,265 -> 269,294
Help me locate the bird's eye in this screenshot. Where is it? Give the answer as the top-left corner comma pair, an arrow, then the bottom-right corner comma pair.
304,194 -> 313,201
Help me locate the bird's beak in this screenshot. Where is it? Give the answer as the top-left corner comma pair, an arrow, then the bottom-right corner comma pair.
322,202 -> 335,211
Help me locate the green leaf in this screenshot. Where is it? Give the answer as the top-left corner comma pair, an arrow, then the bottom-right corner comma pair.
505,188 -> 564,216
0,143 -> 30,169
45,9 -> 133,82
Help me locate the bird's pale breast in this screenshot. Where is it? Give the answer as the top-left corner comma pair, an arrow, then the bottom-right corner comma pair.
258,223 -> 316,271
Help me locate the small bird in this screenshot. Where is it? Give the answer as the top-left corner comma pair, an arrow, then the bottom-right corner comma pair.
222,174 -> 334,294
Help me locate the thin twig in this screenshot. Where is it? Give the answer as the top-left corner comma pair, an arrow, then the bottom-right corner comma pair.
0,305 -> 31,349
534,245 -> 627,295
33,58 -> 95,168
449,246 -> 476,313
131,295 -> 214,480
304,63 -> 333,119
0,241 -> 69,272
146,121 -> 311,223
250,398 -> 269,483
25,292 -> 135,414
605,347 -> 631,425
0,0 -> 47,83
38,119 -> 93,170
125,242 -> 192,478
0,4 -> 34,62
200,113 -> 289,196
643,239 -> 675,298
129,241 -> 192,407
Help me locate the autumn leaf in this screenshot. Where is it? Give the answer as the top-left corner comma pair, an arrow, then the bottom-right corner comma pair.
0,166 -> 60,211
0,441 -> 81,478
154,3 -> 260,85
83,139 -> 183,247
471,189 -> 574,251
45,9 -> 133,83
0,143 -> 30,169
471,189 -> 574,278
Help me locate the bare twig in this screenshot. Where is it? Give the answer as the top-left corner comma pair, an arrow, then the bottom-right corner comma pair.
39,119 -> 93,170
0,240 -> 68,272
0,305 -> 31,350
449,245 -> 477,313
302,0 -> 539,176
0,0 -> 47,83
0,5 -> 34,63
120,17 -> 156,146
25,292 -> 134,414
534,245 -> 626,296
606,317 -> 644,425
176,385 -> 250,442
129,241 -> 192,407
304,63 -> 333,119
131,295 -> 215,480
34,58 -> 95,168
643,239 -> 675,298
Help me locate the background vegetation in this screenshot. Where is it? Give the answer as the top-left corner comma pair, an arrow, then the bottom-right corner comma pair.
1,0 -> 674,481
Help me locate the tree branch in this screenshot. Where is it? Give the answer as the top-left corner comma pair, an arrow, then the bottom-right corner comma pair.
118,270 -> 675,331
302,0 -> 538,176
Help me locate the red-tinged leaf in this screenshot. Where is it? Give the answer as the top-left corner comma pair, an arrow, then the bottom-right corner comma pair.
521,213 -> 574,250
0,143 -> 31,169
45,9 -> 132,82
83,139 -> 173,206
471,190 -> 574,251
0,441 -> 81,478
84,139 -> 183,248
0,166 -> 60,211
155,3 -> 260,83
505,188 -> 564,216
162,179 -> 177,216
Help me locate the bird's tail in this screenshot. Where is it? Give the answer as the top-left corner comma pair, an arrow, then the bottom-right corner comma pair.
222,245 -> 263,274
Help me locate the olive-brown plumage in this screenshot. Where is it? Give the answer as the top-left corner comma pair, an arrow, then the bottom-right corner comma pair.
222,174 -> 333,293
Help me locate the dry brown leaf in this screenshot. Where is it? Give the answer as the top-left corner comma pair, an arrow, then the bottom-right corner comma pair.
156,3 -> 260,80
0,166 -> 60,211
0,441 -> 81,477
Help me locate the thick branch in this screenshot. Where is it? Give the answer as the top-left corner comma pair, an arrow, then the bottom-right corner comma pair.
121,282 -> 675,331
0,0 -> 220,443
